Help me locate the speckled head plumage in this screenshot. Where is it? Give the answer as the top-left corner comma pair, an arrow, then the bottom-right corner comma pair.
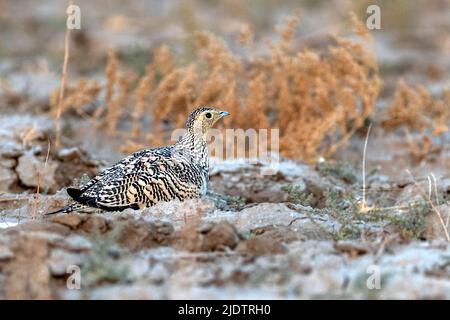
185,107 -> 229,135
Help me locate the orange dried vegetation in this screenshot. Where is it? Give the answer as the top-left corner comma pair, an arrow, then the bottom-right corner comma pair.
382,80 -> 450,136
97,50 -> 119,119
53,13 -> 383,162
50,79 -> 101,117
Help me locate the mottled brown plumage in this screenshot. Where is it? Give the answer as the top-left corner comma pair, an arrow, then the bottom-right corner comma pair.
48,107 -> 229,214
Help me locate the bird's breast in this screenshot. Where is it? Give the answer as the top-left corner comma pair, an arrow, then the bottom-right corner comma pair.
199,171 -> 209,196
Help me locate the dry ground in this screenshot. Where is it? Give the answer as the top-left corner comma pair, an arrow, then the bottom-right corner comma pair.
0,0 -> 450,299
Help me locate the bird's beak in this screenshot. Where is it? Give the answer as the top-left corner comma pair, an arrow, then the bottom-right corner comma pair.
219,111 -> 230,118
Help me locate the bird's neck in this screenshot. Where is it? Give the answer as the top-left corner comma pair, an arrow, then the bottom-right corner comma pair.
176,128 -> 209,168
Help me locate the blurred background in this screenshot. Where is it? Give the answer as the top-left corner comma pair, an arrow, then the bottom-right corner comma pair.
1,0 -> 448,91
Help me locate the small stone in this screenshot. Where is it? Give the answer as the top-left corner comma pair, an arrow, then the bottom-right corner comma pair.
32,231 -> 65,245
114,217 -> 174,251
148,263 -> 169,284
48,249 -> 85,276
90,285 -> 156,299
0,166 -> 17,192
0,157 -> 16,169
3,233 -> 53,299
177,221 -> 240,252
80,215 -> 109,234
16,154 -> 58,191
0,140 -> 24,158
49,214 -> 85,229
424,205 -> 450,241
0,244 -> 14,260
236,237 -> 287,256
251,225 -> 304,243
62,234 -> 92,251
219,203 -> 300,231
17,221 -> 71,236
204,221 -> 240,251
124,258 -> 150,280
334,240 -> 369,256
57,147 -> 81,161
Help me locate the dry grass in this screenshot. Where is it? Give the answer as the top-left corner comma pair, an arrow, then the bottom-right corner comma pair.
54,23 -> 71,149
382,80 -> 450,135
131,65 -> 154,139
51,13 -> 383,162
32,139 -> 51,219
381,80 -> 450,161
50,79 -> 102,117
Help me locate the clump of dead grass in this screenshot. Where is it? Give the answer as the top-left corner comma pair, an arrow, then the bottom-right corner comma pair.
382,80 -> 450,135
53,12 -> 382,162
50,79 -> 102,117
381,80 -> 450,161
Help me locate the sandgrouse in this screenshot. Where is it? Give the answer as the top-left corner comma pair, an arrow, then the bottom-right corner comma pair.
48,107 -> 229,214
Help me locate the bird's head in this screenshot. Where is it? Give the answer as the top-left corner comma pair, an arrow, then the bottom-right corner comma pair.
186,107 -> 229,136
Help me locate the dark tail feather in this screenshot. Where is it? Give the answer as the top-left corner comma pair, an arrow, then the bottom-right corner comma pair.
67,187 -> 83,200
45,203 -> 87,215
46,187 -> 87,215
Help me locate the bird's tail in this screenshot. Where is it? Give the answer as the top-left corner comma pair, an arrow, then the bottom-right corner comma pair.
45,202 -> 89,215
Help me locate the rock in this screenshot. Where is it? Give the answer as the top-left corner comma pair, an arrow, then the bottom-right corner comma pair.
0,244 -> 14,260
50,214 -> 176,251
62,234 -> 93,251
3,234 -> 53,299
203,221 -> 240,251
0,166 -> 17,192
16,154 -> 58,191
15,221 -> 72,236
251,225 -> 305,243
151,220 -> 176,244
0,157 -> 16,169
49,214 -> 85,229
89,285 -> 157,299
122,258 -> 150,280
210,171 -> 294,203
113,217 -> 174,251
177,221 -> 240,252
396,184 -> 425,205
148,263 -> 170,284
53,147 -> 99,191
209,160 -> 306,203
0,115 -> 52,142
139,198 -> 215,226
333,240 -> 369,256
80,215 -> 110,234
210,160 -> 331,205
48,249 -> 85,276
423,205 -> 450,241
207,203 -> 300,232
236,237 -> 287,256
435,178 -> 450,195
212,202 -> 336,241
29,231 -> 65,245
56,147 -> 82,161
0,140 -> 23,158
58,289 -> 83,300
6,73 -> 60,100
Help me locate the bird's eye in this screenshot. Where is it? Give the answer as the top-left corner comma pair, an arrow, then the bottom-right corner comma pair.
205,112 -> 212,119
